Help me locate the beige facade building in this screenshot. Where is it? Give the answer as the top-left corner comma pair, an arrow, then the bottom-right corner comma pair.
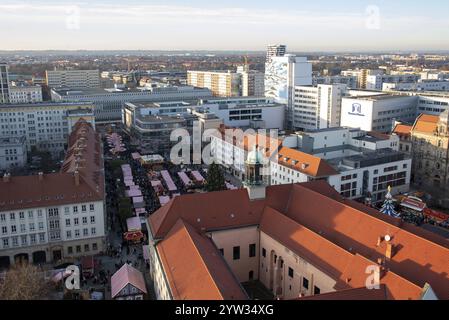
46,69 -> 100,89
187,71 -> 241,97
411,111 -> 449,193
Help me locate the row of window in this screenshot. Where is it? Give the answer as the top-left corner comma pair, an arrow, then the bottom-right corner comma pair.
218,244 -> 257,260
66,227 -> 96,239
1,221 -> 45,235
1,233 -> 46,248
67,242 -> 98,255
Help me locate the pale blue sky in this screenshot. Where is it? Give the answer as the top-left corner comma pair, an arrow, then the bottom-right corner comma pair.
1,0 -> 448,51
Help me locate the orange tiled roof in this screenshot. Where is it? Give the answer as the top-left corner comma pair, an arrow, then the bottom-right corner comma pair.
412,114 -> 439,134
393,124 -> 412,136
276,147 -> 338,177
156,219 -> 247,300
297,285 -> 388,300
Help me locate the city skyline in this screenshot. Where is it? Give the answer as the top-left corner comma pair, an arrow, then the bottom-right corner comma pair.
1,0 -> 449,51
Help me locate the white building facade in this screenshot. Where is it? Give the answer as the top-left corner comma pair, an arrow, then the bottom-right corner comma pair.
293,84 -> 347,131
340,94 -> 418,132
0,137 -> 27,170
0,102 -> 95,156
9,85 -> 43,104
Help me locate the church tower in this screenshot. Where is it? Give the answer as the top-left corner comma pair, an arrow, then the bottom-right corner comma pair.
244,144 -> 266,200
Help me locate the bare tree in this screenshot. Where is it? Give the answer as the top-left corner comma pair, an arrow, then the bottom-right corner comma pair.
0,263 -> 50,300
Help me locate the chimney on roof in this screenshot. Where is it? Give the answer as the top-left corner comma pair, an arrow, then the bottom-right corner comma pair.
38,172 -> 44,181
74,170 -> 80,186
376,236 -> 382,247
3,173 -> 10,183
386,243 -> 394,260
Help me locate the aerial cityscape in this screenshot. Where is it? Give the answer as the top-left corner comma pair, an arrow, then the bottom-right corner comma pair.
0,0 -> 448,309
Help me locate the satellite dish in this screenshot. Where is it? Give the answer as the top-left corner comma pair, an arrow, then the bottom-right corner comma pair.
385,235 -> 391,242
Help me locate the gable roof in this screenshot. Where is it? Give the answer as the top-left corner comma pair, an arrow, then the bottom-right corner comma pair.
276,147 -> 338,177
111,263 -> 147,298
156,219 -> 247,300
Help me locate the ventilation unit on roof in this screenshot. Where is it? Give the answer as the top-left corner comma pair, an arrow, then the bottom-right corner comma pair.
384,235 -> 391,242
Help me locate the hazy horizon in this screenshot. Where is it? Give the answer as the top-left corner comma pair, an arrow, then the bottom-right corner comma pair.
1,0 -> 449,51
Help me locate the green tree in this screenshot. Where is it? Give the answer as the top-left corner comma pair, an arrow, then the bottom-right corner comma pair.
205,163 -> 226,192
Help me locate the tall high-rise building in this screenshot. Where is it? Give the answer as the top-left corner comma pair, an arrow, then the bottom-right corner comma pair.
266,44 -> 287,63
293,84 -> 347,131
265,55 -> 312,129
0,63 -> 10,104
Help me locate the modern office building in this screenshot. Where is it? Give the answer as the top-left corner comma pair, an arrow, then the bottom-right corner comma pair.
265,55 -> 312,130
187,71 -> 241,97
266,44 -> 287,63
51,86 -> 212,124
146,179 -> 449,300
9,85 -> 43,104
0,102 -> 95,157
0,137 -> 27,171
45,69 -> 101,89
0,120 -> 106,268
340,94 -> 418,133
293,84 -> 347,131
0,63 -> 10,104
199,97 -> 285,130
122,101 -> 195,156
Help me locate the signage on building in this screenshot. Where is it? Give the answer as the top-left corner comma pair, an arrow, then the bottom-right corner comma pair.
348,103 -> 365,116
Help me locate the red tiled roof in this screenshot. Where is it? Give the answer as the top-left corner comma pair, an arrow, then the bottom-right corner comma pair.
156,219 -> 247,300
149,189 -> 263,239
0,120 -> 104,212
271,181 -> 449,299
297,285 -> 388,300
276,147 -> 338,177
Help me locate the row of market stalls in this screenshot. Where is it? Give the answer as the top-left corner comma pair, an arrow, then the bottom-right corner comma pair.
121,164 -> 146,243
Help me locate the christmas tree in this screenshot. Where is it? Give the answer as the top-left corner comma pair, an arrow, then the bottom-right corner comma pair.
205,162 -> 227,192
380,186 -> 400,218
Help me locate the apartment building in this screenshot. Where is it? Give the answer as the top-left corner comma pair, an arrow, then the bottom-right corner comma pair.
0,102 -> 95,157
266,44 -> 287,63
367,74 -> 421,91
0,120 -> 106,268
0,137 -> 27,171
237,65 -> 265,97
187,71 -> 241,97
46,69 -> 101,89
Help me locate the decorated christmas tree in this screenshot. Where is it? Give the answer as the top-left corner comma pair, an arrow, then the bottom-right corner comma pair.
380,186 -> 400,218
